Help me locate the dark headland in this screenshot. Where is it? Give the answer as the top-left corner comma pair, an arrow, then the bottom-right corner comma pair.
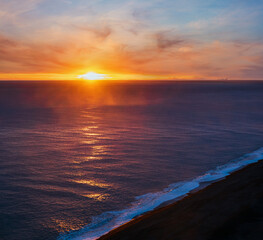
99,160 -> 263,240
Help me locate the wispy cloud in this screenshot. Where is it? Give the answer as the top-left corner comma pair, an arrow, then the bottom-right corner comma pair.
1,0 -> 263,79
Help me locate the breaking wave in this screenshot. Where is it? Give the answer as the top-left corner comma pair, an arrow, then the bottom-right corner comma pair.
58,147 -> 263,240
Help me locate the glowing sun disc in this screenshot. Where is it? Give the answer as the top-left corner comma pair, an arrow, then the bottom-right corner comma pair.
77,72 -> 107,80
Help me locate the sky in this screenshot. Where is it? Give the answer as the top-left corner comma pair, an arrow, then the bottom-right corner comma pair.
0,0 -> 263,80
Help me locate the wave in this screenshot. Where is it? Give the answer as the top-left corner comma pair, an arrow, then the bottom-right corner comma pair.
57,147 -> 263,240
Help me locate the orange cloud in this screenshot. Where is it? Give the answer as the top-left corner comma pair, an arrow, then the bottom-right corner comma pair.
1,0 -> 263,80
1,26 -> 263,80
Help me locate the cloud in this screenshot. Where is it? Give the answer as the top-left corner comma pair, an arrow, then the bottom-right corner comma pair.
0,34 -> 86,73
155,31 -> 186,50
1,0 -> 263,79
0,0 -> 43,24
0,34 -> 18,48
73,25 -> 112,41
241,55 -> 263,79
1,29 -> 263,80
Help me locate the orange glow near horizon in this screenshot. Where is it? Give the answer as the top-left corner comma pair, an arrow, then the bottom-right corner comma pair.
1,1 -> 263,81
0,72 -> 205,81
1,36 -> 262,81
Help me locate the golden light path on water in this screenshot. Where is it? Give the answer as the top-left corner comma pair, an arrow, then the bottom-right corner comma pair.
49,110 -> 117,234
73,112 -> 113,202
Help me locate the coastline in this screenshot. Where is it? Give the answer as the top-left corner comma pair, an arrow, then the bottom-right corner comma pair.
99,160 -> 263,240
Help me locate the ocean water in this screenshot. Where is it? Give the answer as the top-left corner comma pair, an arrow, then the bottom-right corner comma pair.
0,81 -> 262,240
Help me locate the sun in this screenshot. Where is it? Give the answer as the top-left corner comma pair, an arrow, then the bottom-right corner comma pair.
77,72 -> 108,80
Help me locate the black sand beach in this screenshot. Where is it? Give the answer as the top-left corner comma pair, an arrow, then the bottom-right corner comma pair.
99,160 -> 263,240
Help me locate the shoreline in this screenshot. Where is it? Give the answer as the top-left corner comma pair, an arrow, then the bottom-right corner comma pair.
99,160 -> 263,240
58,148 -> 263,240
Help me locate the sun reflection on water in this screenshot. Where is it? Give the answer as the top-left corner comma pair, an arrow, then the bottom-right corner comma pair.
72,179 -> 110,188
48,217 -> 85,233
82,193 -> 110,201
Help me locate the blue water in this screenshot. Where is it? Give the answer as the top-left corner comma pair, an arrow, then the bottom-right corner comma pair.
0,81 -> 262,240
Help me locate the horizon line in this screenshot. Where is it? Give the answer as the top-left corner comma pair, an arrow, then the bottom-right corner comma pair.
0,79 -> 263,82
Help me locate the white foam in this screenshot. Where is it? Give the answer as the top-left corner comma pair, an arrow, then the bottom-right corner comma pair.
58,147 -> 263,240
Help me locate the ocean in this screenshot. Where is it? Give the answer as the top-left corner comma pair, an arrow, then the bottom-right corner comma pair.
0,81 -> 262,240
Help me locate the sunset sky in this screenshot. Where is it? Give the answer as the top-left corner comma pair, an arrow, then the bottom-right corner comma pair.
1,0 -> 263,80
